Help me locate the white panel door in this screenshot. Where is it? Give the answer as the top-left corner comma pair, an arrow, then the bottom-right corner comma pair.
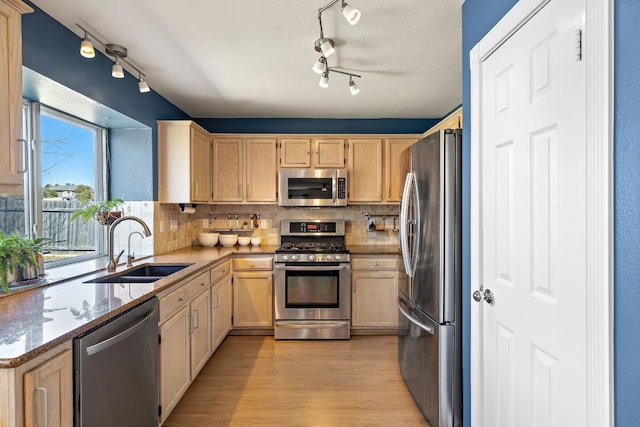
479,0 -> 587,425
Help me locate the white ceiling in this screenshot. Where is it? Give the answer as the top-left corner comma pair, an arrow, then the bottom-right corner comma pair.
30,0 -> 462,119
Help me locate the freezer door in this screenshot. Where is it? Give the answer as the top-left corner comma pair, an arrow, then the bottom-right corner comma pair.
410,130 -> 461,323
398,296 -> 459,427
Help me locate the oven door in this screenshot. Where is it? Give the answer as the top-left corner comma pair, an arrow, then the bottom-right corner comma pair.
274,263 -> 351,321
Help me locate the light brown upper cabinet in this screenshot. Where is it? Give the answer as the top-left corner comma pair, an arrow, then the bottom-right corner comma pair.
212,137 -> 277,203
385,138 -> 418,203
0,0 -> 32,194
158,121 -> 212,203
279,138 -> 345,168
423,106 -> 462,137
347,138 -> 383,202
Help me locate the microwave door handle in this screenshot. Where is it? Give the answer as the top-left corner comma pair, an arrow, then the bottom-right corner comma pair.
332,173 -> 338,204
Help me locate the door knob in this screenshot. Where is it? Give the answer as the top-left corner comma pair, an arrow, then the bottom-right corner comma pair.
472,288 -> 494,304
472,290 -> 483,302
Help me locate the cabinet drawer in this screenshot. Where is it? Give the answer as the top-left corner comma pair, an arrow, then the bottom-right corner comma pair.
159,271 -> 210,323
210,260 -> 231,284
233,256 -> 273,271
352,257 -> 398,271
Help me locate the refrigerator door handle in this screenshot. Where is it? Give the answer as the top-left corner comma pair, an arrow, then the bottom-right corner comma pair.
398,301 -> 435,335
400,172 -> 416,278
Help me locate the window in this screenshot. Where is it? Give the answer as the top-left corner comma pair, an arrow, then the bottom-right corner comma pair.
0,101 -> 107,266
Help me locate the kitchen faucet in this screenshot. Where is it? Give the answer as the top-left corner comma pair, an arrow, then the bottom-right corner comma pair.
107,216 -> 152,272
127,231 -> 144,267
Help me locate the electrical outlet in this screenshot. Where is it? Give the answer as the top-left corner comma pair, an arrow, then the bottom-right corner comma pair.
169,220 -> 178,231
367,218 -> 376,231
203,219 -> 209,229
159,221 -> 165,233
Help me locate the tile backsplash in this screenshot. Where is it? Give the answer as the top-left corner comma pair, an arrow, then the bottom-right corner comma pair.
152,203 -> 400,255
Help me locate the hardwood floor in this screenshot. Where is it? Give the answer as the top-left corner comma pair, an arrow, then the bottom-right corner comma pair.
163,335 -> 430,426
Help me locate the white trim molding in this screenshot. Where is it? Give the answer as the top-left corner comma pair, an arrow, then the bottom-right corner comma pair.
469,0 -> 613,425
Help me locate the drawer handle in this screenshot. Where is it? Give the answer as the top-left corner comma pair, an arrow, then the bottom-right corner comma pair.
36,387 -> 49,427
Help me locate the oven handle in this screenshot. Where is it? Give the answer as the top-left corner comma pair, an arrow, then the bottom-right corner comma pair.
274,264 -> 350,271
276,321 -> 349,329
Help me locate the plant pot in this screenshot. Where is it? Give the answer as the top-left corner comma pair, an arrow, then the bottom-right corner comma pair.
94,211 -> 123,226
16,263 -> 39,282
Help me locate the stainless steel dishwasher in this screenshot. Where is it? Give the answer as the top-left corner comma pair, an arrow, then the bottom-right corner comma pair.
73,297 -> 159,427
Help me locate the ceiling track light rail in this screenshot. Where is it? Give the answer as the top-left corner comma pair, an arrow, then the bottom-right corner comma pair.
312,0 -> 362,95
75,23 -> 151,93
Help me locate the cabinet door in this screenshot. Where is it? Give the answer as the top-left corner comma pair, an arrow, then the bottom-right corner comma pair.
314,138 -> 345,168
385,138 -> 416,202
23,349 -> 73,427
352,270 -> 398,328
212,276 -> 232,351
348,138 -> 383,202
233,271 -> 273,328
159,305 -> 190,423
190,288 -> 212,378
0,0 -> 30,193
212,138 -> 243,202
246,138 -> 277,202
280,138 -> 311,168
190,127 -> 211,203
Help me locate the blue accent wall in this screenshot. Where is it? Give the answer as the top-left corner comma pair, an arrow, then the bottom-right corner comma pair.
614,1 -> 640,425
196,118 -> 438,134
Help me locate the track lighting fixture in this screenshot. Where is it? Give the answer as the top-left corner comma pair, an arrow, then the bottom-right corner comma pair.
138,74 -> 150,93
341,2 -> 362,25
76,23 -> 150,93
313,56 -> 327,74
313,0 -> 363,94
79,31 -> 95,58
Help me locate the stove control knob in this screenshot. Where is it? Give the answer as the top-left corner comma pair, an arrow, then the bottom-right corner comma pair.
308,254 -> 316,261
334,254 -> 343,261
325,254 -> 333,261
291,255 -> 299,261
282,255 -> 289,261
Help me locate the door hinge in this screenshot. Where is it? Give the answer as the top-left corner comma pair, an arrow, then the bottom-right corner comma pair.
574,29 -> 582,61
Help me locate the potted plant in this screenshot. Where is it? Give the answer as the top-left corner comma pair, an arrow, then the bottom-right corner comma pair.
70,198 -> 127,226
0,232 -> 48,292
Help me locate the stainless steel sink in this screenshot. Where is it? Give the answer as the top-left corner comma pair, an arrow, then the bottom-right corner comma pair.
84,263 -> 192,284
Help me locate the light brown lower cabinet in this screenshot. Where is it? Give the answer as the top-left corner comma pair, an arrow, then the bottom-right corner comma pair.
158,270 -> 212,424
23,349 -> 73,427
232,256 -> 273,329
212,275 -> 232,351
351,256 -> 399,331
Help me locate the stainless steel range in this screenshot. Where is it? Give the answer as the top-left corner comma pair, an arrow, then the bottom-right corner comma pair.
274,219 -> 351,340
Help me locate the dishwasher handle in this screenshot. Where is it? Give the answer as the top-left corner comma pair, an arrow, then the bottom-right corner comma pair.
85,306 -> 157,356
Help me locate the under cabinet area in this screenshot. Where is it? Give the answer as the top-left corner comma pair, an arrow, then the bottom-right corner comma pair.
211,260 -> 232,351
158,120 -> 212,203
232,256 -> 273,330
351,255 -> 400,331
158,270 -> 212,423
0,0 -> 32,194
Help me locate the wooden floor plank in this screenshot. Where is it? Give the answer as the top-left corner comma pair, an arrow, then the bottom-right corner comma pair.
163,335 -> 430,427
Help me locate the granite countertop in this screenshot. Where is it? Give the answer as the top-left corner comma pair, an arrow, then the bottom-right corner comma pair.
0,245 -> 277,369
347,245 -> 401,255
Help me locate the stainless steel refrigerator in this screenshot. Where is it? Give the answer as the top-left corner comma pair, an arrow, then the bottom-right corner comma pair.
398,128 -> 462,427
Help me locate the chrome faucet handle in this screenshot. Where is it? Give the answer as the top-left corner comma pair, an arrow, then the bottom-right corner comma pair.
127,253 -> 136,267
114,249 -> 124,264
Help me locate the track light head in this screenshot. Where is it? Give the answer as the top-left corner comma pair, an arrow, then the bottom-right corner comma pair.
80,34 -> 95,58
312,56 -> 327,74
315,38 -> 335,57
349,78 -> 360,95
138,76 -> 150,93
319,72 -> 330,88
341,2 -> 361,25
112,60 -> 124,78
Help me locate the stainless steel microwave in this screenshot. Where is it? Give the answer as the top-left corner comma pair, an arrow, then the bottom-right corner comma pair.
277,169 -> 348,207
